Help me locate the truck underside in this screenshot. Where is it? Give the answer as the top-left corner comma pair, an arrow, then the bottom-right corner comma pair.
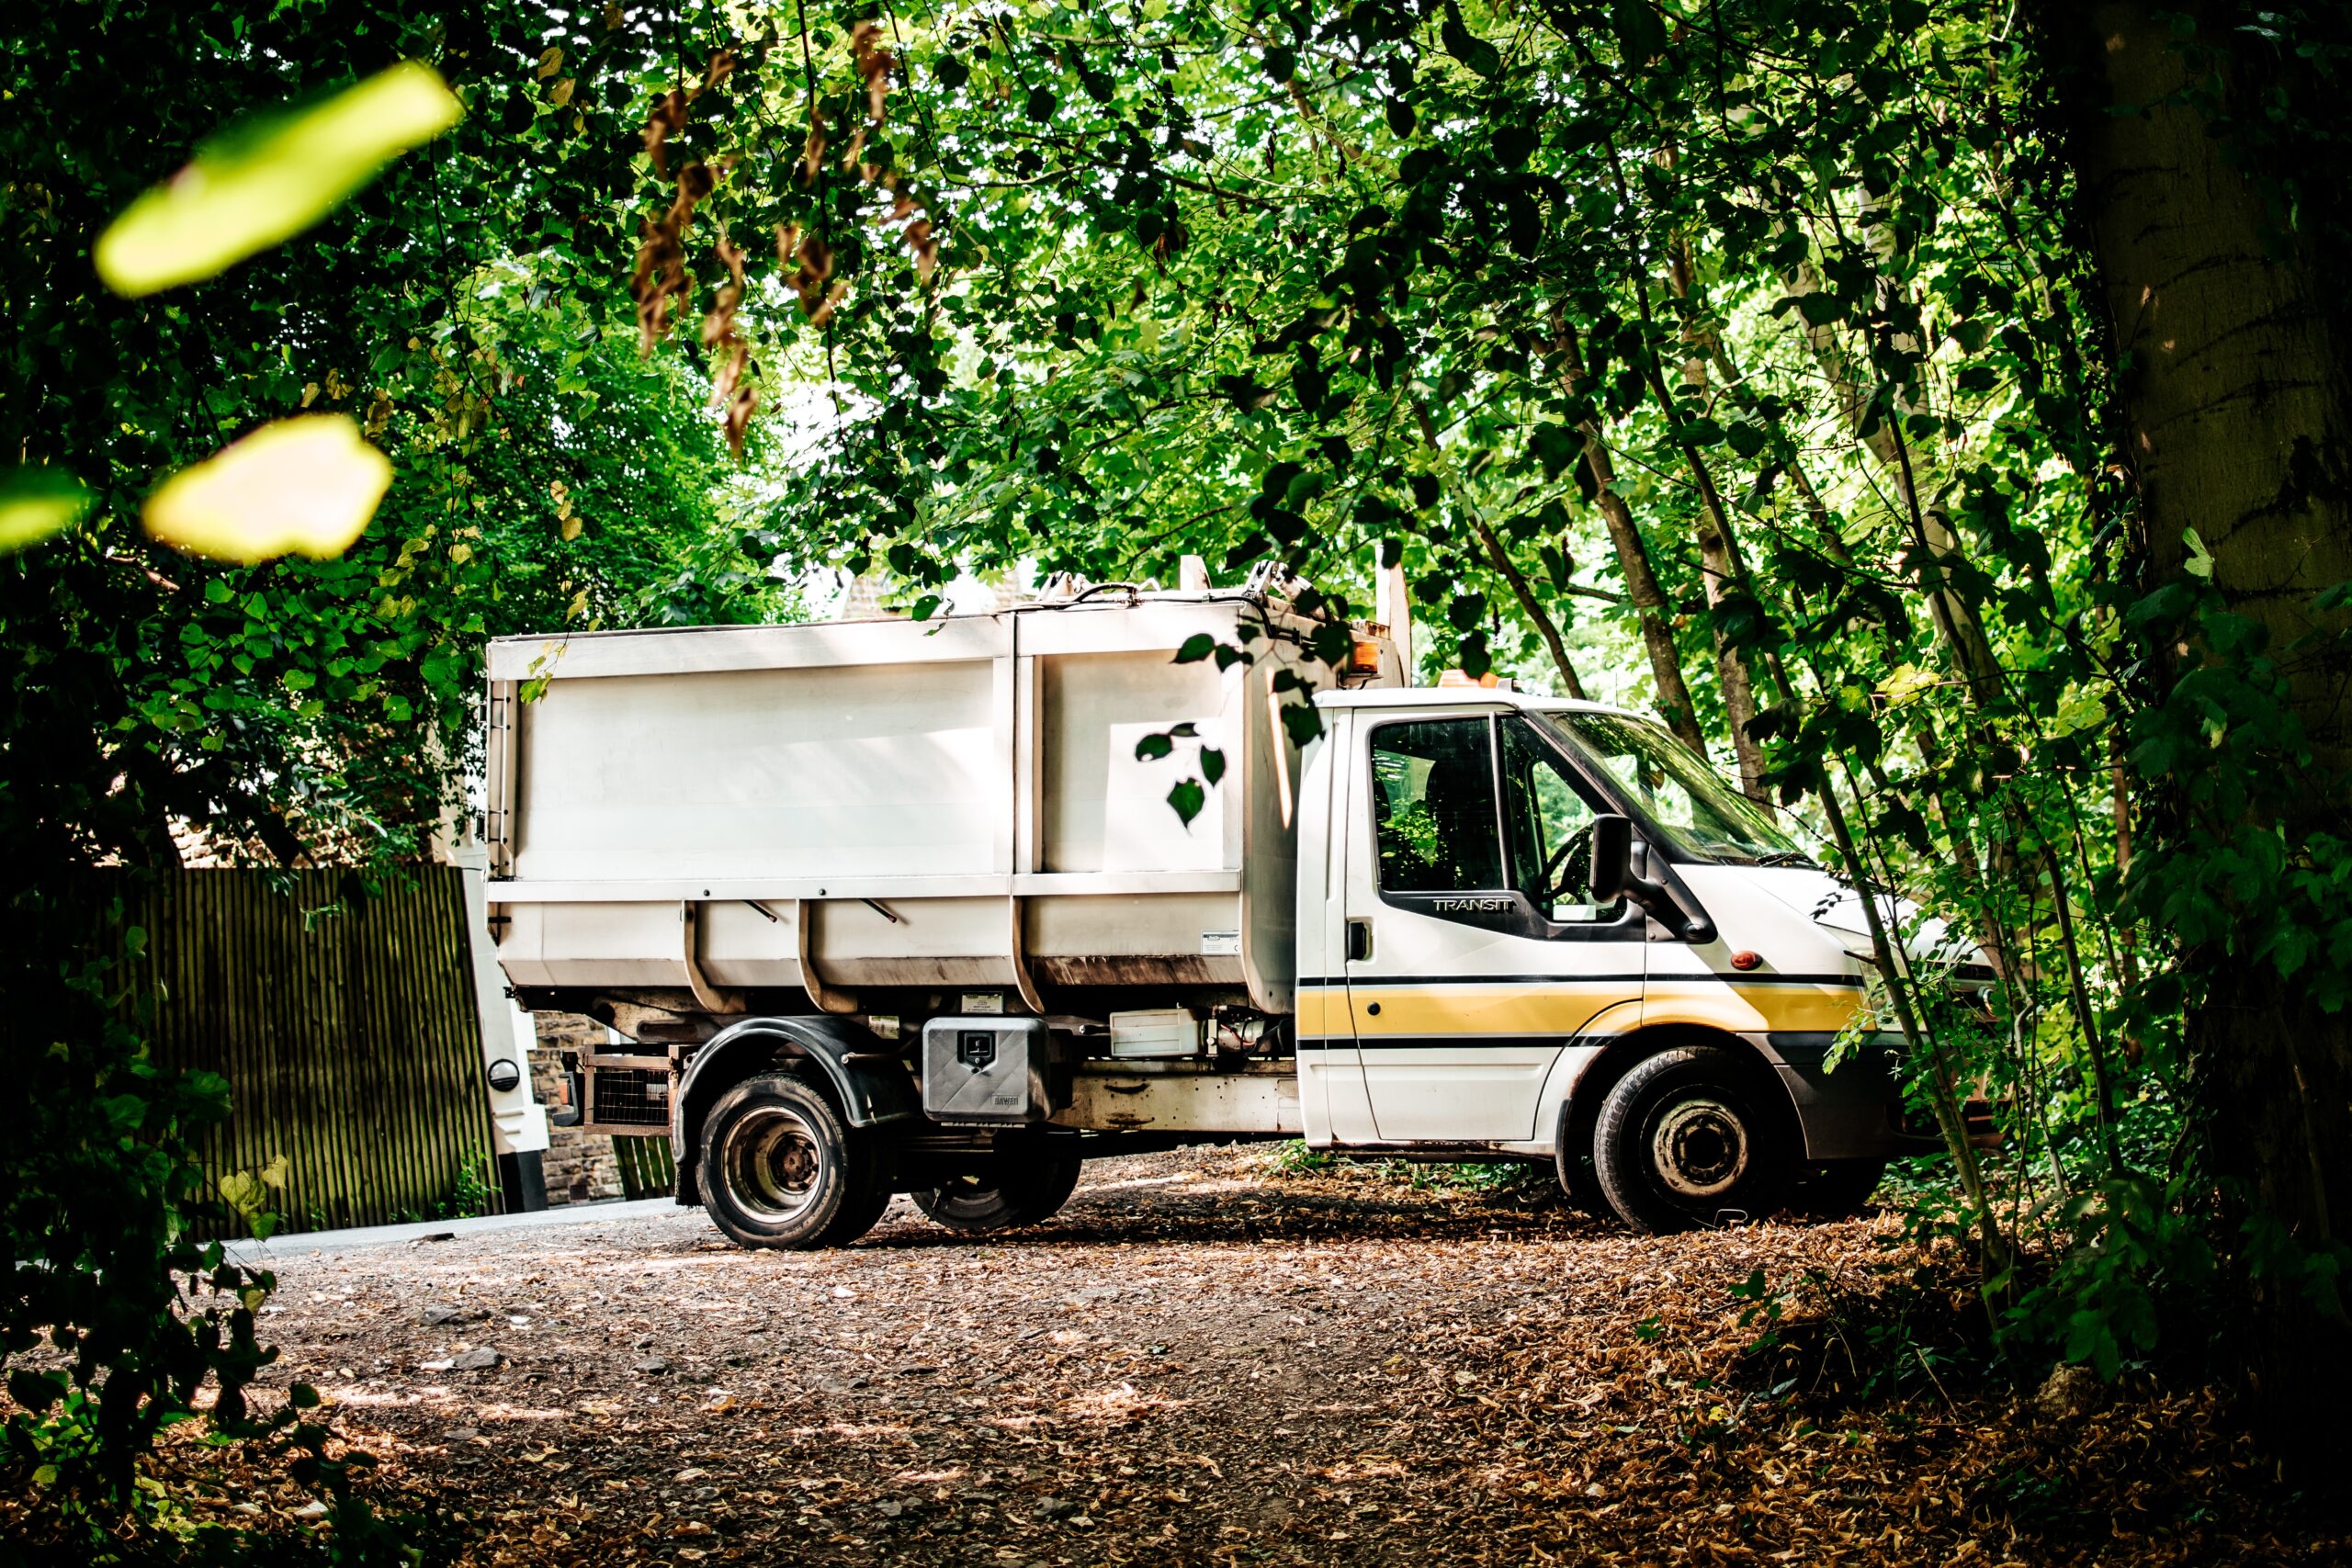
526,977 -> 1962,1251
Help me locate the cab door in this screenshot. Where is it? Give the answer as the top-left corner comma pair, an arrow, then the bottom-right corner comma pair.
1340,711 -> 1645,1143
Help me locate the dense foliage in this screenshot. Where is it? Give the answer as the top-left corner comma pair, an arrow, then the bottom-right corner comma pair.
1,0 -> 795,1540
2,1 -> 799,876
640,0 -> 2155,1314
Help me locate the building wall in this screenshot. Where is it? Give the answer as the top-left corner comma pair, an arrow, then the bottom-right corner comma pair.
528,1012 -> 626,1204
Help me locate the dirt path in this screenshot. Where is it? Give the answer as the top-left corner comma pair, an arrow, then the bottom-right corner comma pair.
226,1148 -> 2330,1565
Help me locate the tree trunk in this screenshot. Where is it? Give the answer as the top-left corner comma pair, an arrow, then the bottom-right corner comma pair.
2042,0 -> 2352,1469
1556,325 -> 1711,756
1775,225 -> 2007,702
1469,513 -> 1588,700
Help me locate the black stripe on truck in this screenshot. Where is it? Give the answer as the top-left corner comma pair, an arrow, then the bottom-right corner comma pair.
1296,1033 -> 1575,1052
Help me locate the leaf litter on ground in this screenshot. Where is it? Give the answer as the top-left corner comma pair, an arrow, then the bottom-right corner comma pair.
6,1145 -> 2341,1565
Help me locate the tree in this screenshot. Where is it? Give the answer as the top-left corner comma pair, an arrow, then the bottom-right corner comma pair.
2035,0 -> 2352,1466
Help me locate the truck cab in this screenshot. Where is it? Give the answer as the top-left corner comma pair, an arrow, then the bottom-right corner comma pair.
1295,688 -> 1967,1231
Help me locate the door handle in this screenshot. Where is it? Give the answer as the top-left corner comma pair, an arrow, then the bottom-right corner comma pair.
1345,918 -> 1374,964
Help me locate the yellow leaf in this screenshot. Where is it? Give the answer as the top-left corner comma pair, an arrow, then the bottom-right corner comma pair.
0,468 -> 95,553
560,513 -> 582,541
96,62 -> 462,297
144,416 -> 391,563
549,77 -> 576,107
537,48 -> 566,78
1873,663 -> 1938,705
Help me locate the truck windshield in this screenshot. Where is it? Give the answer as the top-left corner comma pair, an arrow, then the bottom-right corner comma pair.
1540,711 -> 1810,866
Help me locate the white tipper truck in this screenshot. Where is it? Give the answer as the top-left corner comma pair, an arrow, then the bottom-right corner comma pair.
484,586 -> 1984,1248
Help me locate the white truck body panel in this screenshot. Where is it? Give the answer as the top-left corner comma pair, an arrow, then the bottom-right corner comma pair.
485,595 -> 1402,1015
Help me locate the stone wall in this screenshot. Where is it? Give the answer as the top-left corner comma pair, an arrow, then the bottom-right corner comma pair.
528,1012 -> 625,1205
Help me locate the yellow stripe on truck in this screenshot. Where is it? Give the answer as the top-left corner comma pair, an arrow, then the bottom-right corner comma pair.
1345,979 -> 1640,1038
1294,986 -> 1350,1038
1641,977 -> 1867,1034
1308,976 -> 1867,1040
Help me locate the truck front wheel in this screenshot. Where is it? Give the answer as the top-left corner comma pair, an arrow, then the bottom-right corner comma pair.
699,1073 -> 888,1249
911,1150 -> 1083,1234
1593,1045 -> 1795,1233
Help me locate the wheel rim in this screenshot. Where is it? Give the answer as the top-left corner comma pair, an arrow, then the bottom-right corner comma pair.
1650,1096 -> 1748,1199
721,1106 -> 827,1223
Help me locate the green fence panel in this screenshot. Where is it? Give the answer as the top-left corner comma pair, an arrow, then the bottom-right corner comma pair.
95,866 -> 501,1237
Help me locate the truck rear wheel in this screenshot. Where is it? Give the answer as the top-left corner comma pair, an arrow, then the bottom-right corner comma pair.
910,1150 -> 1083,1234
1593,1045 -> 1795,1233
699,1073 -> 888,1249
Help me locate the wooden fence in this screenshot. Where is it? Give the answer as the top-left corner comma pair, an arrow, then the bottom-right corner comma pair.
103,867 -> 502,1236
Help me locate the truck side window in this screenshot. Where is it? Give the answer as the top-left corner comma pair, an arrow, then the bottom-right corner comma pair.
1370,718 -> 1506,893
1499,718 -> 1620,919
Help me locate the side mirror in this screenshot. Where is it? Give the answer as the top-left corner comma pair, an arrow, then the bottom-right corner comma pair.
1589,814 -> 1632,903
1585,815 -> 1716,944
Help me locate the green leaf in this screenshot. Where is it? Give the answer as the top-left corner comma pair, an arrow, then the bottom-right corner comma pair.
1135,732 -> 1176,761
96,62 -> 463,297
0,468 -> 95,553
2182,527 -> 2214,579
1611,0 -> 1668,64
1168,778 -> 1205,825
1441,4 -> 1503,78
144,416 -> 390,563
8,1369 -> 63,1415
1223,534 -> 1272,570
1174,632 -> 1216,663
1529,422 -> 1582,480
1262,45 -> 1296,84
1201,747 -> 1227,785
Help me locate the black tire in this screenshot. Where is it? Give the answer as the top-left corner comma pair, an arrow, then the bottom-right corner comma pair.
833,1175 -> 897,1239
698,1073 -> 888,1249
910,1149 -> 1083,1234
1593,1045 -> 1797,1233
1791,1159 -> 1887,1220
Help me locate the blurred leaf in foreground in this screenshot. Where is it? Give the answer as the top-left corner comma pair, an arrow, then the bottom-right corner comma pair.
0,469 -> 96,553
96,61 -> 461,297
143,416 -> 391,562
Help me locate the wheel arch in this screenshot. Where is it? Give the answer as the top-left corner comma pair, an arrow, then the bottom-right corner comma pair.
1555,1022 -> 1802,1169
673,1016 -> 922,1203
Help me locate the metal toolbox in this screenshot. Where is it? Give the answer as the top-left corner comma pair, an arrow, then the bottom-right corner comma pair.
922,1016 -> 1059,1124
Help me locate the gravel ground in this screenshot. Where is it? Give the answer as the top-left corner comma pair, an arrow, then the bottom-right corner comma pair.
153,1146 -> 2341,1565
